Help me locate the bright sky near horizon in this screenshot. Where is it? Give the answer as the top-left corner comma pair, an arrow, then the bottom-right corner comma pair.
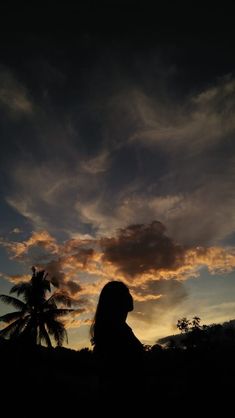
0,4 -> 235,350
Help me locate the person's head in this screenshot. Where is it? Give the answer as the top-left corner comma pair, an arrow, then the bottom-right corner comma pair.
98,280 -> 133,315
91,281 -> 133,343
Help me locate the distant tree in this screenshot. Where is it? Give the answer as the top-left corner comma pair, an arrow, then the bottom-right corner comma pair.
143,344 -> 152,352
177,317 -> 191,334
202,324 -> 209,331
150,344 -> 163,353
0,267 -> 73,347
191,316 -> 201,330
166,337 -> 178,350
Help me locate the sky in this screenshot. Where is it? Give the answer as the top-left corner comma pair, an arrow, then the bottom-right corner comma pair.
0,3 -> 235,349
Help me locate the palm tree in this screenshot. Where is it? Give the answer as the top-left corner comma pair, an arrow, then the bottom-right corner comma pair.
0,267 -> 74,347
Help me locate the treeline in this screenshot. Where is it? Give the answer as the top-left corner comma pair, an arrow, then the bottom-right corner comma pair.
1,331 -> 235,413
158,317 -> 235,350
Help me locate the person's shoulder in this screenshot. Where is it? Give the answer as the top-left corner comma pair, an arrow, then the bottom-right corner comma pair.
124,324 -> 144,348
124,323 -> 132,331
124,323 -> 138,337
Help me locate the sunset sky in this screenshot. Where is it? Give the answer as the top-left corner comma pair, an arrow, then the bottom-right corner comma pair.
0,4 -> 235,349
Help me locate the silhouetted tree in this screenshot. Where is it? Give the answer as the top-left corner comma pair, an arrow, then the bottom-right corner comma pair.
0,267 -> 73,347
191,316 -> 201,330
177,317 -> 191,334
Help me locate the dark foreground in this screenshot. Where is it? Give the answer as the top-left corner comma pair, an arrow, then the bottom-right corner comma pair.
1,340 -> 235,414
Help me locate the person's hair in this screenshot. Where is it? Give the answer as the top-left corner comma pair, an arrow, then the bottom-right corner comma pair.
90,280 -> 133,345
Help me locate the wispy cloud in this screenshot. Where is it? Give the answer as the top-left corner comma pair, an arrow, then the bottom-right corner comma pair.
80,150 -> 111,174
0,66 -> 33,116
10,228 -> 23,234
130,76 -> 235,152
1,63 -> 235,340
4,75 -> 235,248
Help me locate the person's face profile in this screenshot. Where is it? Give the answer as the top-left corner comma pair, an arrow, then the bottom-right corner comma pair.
127,290 -> 134,312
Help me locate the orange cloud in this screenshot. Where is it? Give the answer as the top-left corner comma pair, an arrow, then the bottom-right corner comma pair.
1,230 -> 59,260
185,246 -> 235,274
2,226 -> 235,288
2,273 -> 31,283
1,224 -> 235,332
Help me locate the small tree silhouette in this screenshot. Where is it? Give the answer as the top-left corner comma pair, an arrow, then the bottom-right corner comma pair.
176,316 -> 205,349
177,317 -> 191,334
191,316 -> 201,330
0,267 -> 73,347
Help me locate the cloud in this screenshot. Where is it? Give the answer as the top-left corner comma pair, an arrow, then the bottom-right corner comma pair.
2,223 -> 235,292
1,223 -> 235,335
2,226 -> 235,286
185,246 -> 235,275
64,313 -> 92,330
66,280 -> 82,295
0,230 -> 59,261
127,278 -> 190,343
130,76 -> 235,153
130,278 -> 188,322
1,33 -> 235,346
128,80 -> 235,232
10,228 -> 23,234
74,76 -> 235,246
5,162 -> 78,231
101,221 -> 185,279
4,74 -> 235,249
80,150 -> 111,174
42,259 -> 68,288
1,63 -> 235,338
5,153 -> 110,236
0,66 -> 33,116
125,77 -> 235,245
2,273 -> 32,283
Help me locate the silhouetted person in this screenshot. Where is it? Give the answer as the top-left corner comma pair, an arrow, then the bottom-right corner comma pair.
90,281 -> 144,404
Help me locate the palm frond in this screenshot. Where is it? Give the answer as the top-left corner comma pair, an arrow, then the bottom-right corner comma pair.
20,316 -> 38,344
49,308 -> 74,317
0,311 -> 25,323
46,291 -> 72,307
42,278 -> 51,292
10,282 -> 31,297
43,297 -> 57,309
45,308 -> 74,316
0,295 -> 26,310
38,322 -> 52,347
0,317 -> 29,339
46,318 -> 68,346
40,309 -> 74,324
10,317 -> 31,340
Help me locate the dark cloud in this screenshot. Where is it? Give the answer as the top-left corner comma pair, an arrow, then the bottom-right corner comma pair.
101,221 -> 185,278
66,280 -> 82,295
30,241 -> 95,291
40,259 -> 66,288
64,247 -> 94,267
1,28 -> 234,248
